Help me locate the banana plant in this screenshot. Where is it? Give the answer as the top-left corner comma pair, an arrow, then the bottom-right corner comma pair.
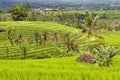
92,46 -> 118,67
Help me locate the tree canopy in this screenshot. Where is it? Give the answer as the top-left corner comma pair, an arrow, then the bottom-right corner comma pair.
11,4 -> 28,21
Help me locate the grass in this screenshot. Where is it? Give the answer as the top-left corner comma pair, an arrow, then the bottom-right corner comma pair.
0,22 -> 120,59
0,21 -> 120,79
0,21 -> 80,59
0,11 -> 120,80
0,21 -> 79,42
0,21 -> 79,37
100,31 -> 120,45
0,56 -> 120,80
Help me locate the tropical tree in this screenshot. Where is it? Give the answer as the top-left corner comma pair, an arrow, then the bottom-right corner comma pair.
5,46 -> 10,59
11,4 -> 28,21
53,32 -> 60,44
15,32 -> 27,59
62,32 -> 84,56
34,31 -> 39,46
82,11 -> 104,52
39,33 -> 43,46
43,31 -> 48,47
15,32 -> 24,46
6,28 -> 16,46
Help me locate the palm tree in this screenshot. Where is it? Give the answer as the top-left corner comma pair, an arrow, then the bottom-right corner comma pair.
53,31 -> 60,44
42,31 -> 48,55
82,11 -> 102,52
15,32 -> 27,59
6,46 -> 10,59
7,28 -> 15,46
43,31 -> 48,47
39,33 -> 43,45
62,32 -> 84,56
21,45 -> 27,59
34,31 -> 39,46
15,32 -> 24,46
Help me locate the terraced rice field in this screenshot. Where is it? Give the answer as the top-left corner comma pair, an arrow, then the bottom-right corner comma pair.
0,21 -> 79,59
0,21 -> 120,80
0,56 -> 120,80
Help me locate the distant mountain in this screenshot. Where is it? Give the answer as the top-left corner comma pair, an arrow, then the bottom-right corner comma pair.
0,0 -> 120,9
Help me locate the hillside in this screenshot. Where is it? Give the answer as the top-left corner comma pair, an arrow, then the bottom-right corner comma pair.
0,21 -> 120,59
0,21 -> 79,59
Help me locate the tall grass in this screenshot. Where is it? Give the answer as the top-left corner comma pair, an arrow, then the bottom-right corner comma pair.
0,56 -> 120,80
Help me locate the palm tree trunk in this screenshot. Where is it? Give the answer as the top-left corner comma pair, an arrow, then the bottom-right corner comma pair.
87,27 -> 91,53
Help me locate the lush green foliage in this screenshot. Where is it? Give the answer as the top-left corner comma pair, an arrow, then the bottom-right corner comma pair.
0,21 -> 120,60
1,10 -> 120,30
27,10 -> 119,26
11,5 -> 28,21
0,56 -> 120,80
91,45 -> 118,67
0,21 -> 80,59
0,10 -> 120,79
27,11 -> 85,29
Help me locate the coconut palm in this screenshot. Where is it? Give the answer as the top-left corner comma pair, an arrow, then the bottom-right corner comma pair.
20,45 -> 27,59
5,46 -> 10,59
62,32 -> 84,56
6,28 -> 15,46
43,31 -> 48,47
14,32 -> 27,59
39,33 -> 43,45
82,11 -> 105,52
15,32 -> 24,46
53,31 -> 60,45
34,31 -> 39,46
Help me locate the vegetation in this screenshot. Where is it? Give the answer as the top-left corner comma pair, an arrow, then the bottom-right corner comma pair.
0,56 -> 120,80
0,21 -> 79,59
90,45 -> 118,67
0,4 -> 120,79
0,20 -> 119,66
11,4 -> 28,21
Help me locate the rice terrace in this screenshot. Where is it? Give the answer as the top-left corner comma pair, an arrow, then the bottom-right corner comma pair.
0,0 -> 120,80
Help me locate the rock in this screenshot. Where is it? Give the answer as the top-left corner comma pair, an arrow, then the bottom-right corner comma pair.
76,53 -> 95,64
0,28 -> 6,32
